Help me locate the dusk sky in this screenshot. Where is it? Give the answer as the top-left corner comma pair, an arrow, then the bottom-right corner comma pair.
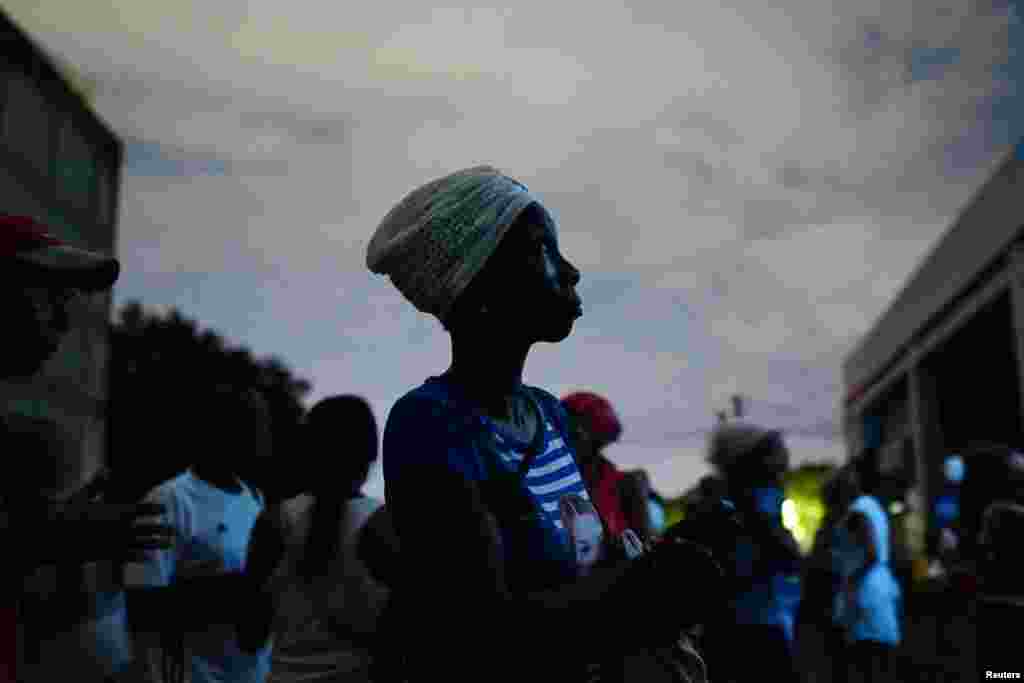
6,0 -> 1023,499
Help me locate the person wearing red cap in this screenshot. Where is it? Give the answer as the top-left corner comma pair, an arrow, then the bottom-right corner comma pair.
1,214 -> 174,682
561,391 -> 653,542
0,213 -> 119,377
0,215 -> 167,566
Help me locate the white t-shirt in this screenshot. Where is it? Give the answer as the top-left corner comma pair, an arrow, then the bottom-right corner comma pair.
266,494 -> 389,683
131,470 -> 272,683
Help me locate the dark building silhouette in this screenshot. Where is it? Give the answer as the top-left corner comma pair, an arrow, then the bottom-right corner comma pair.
842,143 -> 1024,567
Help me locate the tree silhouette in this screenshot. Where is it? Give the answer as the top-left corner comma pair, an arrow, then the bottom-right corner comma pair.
107,301 -> 312,502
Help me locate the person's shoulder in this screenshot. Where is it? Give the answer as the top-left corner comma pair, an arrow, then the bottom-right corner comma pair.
386,378 -> 472,433
391,379 -> 452,413
524,385 -> 570,430
145,471 -> 191,501
851,494 -> 884,515
384,382 -> 487,483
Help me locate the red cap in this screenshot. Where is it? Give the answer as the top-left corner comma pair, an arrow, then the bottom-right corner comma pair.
0,214 -> 119,291
561,391 -> 623,444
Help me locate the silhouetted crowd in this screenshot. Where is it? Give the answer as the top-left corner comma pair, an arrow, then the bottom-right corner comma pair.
7,167 -> 1023,683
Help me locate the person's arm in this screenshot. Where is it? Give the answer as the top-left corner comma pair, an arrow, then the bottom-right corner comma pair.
384,397 -> 719,666
235,509 -> 288,653
123,486 -> 260,635
19,503 -> 174,569
356,506 -> 401,588
389,460 -> 635,646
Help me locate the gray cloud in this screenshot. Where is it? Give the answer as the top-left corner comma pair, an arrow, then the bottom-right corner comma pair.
7,0 -> 1021,498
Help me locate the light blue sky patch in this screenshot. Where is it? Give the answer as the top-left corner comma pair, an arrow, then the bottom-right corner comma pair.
124,140 -> 228,177
908,47 -> 962,82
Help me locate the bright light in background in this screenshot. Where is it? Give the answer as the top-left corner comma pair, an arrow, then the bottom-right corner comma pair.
782,498 -> 799,533
889,501 -> 906,516
781,495 -> 827,553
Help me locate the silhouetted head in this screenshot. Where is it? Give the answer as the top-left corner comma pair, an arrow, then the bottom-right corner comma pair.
709,422 -> 790,489
561,391 -> 622,463
443,204 -> 582,344
698,474 -> 728,500
305,394 -> 379,495
852,447 -> 882,495
823,465 -> 861,513
368,167 -> 582,347
193,384 -> 273,482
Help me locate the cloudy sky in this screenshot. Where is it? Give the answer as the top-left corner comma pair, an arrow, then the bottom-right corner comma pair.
6,0 -> 1023,499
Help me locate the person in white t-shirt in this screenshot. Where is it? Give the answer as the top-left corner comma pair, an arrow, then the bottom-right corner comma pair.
128,385 -> 276,683
240,394 -> 398,683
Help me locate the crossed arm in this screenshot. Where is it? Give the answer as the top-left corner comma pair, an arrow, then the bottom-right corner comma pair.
386,459 -> 649,671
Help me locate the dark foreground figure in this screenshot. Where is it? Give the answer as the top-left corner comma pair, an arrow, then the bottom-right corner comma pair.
366,166 -> 733,682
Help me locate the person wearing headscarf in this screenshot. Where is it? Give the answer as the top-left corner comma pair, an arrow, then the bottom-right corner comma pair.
366,166 -> 724,682
561,391 -> 653,541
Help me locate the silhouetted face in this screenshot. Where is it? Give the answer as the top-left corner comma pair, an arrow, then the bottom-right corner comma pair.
1,272 -> 78,379
460,208 -> 582,343
201,387 -> 273,481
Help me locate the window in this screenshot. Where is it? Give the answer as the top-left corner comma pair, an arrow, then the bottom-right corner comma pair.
57,117 -> 96,214
94,149 -> 117,229
3,70 -> 53,178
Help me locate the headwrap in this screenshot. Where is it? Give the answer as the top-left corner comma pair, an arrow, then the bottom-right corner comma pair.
561,392 -> 623,444
366,165 -> 557,322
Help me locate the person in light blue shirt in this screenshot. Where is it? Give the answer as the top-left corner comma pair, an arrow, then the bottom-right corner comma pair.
830,464 -> 901,683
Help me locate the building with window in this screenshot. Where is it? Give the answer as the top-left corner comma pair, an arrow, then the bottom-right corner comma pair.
843,142 -> 1024,561
0,9 -> 123,493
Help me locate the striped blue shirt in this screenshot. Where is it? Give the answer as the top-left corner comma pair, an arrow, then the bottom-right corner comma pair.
383,375 -> 594,589
488,415 -> 592,537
